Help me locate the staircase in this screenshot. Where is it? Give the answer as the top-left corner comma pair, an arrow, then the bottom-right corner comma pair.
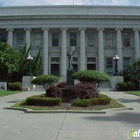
98,82 -> 112,91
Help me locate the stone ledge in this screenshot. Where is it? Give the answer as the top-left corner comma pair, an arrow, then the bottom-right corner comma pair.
4,107 -> 133,114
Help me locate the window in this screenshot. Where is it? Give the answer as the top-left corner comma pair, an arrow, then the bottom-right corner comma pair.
105,32 -> 113,47
16,32 -> 24,49
87,32 -> 95,47
124,57 -> 131,70
34,32 -> 42,48
87,57 -> 96,70
70,33 -> 77,46
106,57 -> 113,74
50,57 -> 60,76
0,33 -> 6,42
52,33 -> 59,46
123,33 -> 130,47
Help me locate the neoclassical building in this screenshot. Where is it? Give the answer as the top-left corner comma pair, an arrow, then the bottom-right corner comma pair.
0,5 -> 140,80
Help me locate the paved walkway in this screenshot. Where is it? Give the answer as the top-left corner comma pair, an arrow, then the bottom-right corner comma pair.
0,90 -> 140,140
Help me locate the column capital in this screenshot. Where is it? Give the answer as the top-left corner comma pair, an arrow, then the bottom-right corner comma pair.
24,28 -> 32,31
60,28 -> 68,31
115,28 -> 123,31
42,28 -> 50,31
78,27 -> 86,31
133,28 -> 140,32
6,28 -> 14,32
97,28 -> 105,31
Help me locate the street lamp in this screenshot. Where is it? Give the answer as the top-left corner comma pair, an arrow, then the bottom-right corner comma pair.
113,55 -> 119,76
26,54 -> 33,76
67,46 -> 75,87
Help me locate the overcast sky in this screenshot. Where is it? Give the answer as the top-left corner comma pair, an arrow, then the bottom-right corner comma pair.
0,0 -> 139,6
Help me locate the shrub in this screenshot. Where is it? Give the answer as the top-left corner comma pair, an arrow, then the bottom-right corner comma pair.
61,88 -> 73,96
127,82 -> 136,91
71,83 -> 98,99
8,82 -> 22,90
26,95 -> 61,106
90,95 -> 111,105
57,82 -> 67,88
73,99 -> 91,107
73,94 -> 111,107
31,74 -> 60,90
46,85 -> 62,98
72,70 -> 110,88
117,82 -> 136,91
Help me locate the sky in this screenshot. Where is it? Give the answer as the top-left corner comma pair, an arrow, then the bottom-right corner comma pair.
0,0 -> 140,6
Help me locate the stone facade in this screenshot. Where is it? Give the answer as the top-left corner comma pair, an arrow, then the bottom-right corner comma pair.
0,5 -> 140,80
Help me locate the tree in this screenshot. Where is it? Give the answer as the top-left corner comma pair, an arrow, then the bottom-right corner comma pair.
72,70 -> 111,88
0,42 -> 21,81
31,74 -> 60,92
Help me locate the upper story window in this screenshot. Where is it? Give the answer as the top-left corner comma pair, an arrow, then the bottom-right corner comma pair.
122,32 -> 130,47
70,33 -> 77,46
0,33 -> 6,42
52,33 -> 59,47
87,32 -> 95,47
16,32 -> 25,49
105,32 -> 113,47
34,32 -> 42,48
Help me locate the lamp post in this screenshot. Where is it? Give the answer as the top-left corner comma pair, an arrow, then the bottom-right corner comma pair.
26,54 -> 33,76
113,55 -> 119,76
67,46 -> 75,87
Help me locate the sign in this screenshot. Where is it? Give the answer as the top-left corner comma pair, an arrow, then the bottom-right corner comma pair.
0,82 -> 7,91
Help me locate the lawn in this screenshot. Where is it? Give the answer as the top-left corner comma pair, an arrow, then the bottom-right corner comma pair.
125,91 -> 140,97
0,91 -> 21,97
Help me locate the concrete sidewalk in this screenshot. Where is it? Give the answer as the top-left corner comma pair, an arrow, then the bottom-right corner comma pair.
0,90 -> 140,140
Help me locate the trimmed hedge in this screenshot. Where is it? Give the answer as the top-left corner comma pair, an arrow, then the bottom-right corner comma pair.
117,82 -> 136,91
72,70 -> 110,88
26,95 -> 61,106
73,94 -> 111,107
8,82 -> 22,90
31,74 -> 60,89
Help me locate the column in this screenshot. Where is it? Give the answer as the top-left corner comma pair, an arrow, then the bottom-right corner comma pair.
133,29 -> 140,61
24,28 -> 31,50
79,28 -> 86,70
42,28 -> 49,75
6,28 -> 14,47
115,28 -> 123,71
97,28 -> 104,72
60,28 -> 67,78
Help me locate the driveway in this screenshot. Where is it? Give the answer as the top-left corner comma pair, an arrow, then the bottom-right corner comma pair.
0,91 -> 140,140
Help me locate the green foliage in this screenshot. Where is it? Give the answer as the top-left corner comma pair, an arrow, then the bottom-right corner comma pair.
31,74 -> 60,89
8,82 -> 22,91
73,94 -> 111,107
46,85 -> 62,98
117,82 -> 136,91
72,70 -> 110,88
26,95 -> 61,106
0,42 -> 21,78
71,83 -> 98,99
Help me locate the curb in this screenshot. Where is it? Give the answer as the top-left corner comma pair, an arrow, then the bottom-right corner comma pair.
3,107 -> 133,114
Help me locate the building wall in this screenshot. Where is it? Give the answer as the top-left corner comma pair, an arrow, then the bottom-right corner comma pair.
0,5 -> 140,79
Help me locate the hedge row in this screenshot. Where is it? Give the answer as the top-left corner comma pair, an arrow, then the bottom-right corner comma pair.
73,95 -> 111,107
8,82 -> 22,91
26,95 -> 61,106
116,82 -> 136,91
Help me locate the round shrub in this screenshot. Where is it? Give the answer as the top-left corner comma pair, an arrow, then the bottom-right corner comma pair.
116,82 -> 127,91
73,99 -> 91,107
72,70 -> 110,88
8,82 -> 22,90
46,85 -> 62,98
71,83 -> 98,99
26,95 -> 61,106
31,74 -> 60,89
57,82 -> 67,88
